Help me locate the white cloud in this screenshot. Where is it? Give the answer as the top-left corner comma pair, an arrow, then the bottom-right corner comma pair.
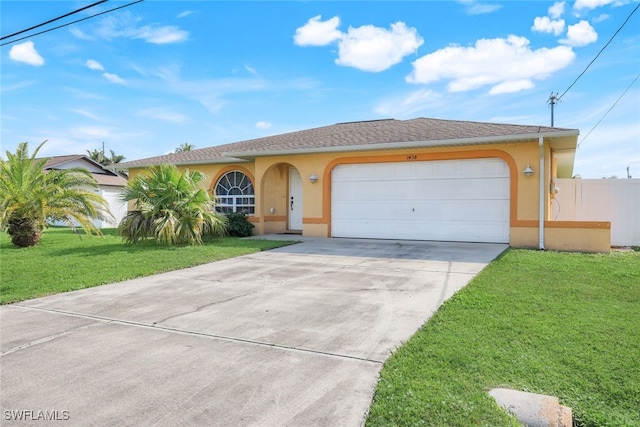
593,13 -> 610,23
136,107 -> 188,123
70,109 -> 100,120
198,95 -> 226,115
407,35 -> 576,94
294,15 -> 342,46
9,41 -> 44,66
489,79 -> 535,95
178,10 -> 192,18
69,27 -> 94,40
532,16 -> 566,35
134,25 -> 188,44
458,0 -> 502,15
256,121 -> 272,130
86,59 -> 104,71
70,126 -> 111,140
245,64 -> 259,76
374,88 -> 443,118
103,73 -> 125,84
549,1 -> 566,19
294,17 -> 423,72
561,20 -> 598,46
95,13 -> 188,44
574,0 -> 616,10
1,80 -> 38,92
336,22 -> 424,72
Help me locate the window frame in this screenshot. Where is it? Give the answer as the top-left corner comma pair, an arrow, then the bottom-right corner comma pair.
214,170 -> 255,215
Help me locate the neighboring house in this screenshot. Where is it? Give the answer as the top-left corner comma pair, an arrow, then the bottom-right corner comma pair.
115,117 -> 611,252
43,155 -> 127,228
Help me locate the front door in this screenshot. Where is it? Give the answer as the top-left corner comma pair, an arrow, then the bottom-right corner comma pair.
289,167 -> 303,230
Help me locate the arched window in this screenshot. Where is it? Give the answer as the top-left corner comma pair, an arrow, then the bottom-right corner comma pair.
214,171 -> 255,215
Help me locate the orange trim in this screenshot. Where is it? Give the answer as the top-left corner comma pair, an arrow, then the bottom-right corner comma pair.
264,215 -> 287,221
513,220 -> 611,229
513,220 -> 540,227
546,221 -> 610,229
303,217 -> 326,224
248,216 -> 259,223
322,150 -> 518,237
210,165 -> 256,191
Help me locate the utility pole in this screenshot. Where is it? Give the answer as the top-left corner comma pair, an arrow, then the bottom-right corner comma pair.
627,165 -> 632,179
547,92 -> 559,127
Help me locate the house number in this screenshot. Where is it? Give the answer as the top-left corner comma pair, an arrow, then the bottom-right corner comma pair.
406,154 -> 417,161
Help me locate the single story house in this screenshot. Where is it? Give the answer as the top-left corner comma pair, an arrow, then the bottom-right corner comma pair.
115,117 -> 610,252
44,155 -> 128,228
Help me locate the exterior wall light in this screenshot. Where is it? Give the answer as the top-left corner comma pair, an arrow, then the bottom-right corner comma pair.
524,165 -> 534,177
309,174 -> 319,183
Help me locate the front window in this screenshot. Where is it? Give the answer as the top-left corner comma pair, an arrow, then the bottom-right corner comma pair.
215,171 -> 255,215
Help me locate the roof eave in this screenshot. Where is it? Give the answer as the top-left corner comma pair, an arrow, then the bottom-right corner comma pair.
224,130 -> 580,159
114,157 -> 250,171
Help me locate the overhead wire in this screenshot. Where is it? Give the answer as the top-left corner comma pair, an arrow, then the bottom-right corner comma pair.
578,72 -> 640,147
0,0 -> 144,47
0,0 -> 108,41
557,2 -> 639,101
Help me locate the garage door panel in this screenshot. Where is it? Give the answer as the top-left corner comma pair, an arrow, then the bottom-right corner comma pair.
331,219 -> 509,243
331,159 -> 510,243
335,178 -> 508,201
333,198 -> 508,221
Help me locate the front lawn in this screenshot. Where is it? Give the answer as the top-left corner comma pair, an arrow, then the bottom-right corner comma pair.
0,227 -> 296,304
366,249 -> 640,427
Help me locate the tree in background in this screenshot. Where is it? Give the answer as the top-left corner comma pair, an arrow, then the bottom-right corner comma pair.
0,142 -> 112,247
86,148 -> 105,164
109,150 -> 126,164
175,143 -> 195,153
118,164 -> 227,245
86,146 -> 126,166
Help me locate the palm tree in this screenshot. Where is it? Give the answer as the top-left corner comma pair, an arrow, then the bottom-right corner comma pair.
175,143 -> 195,153
86,147 -> 126,166
118,164 -> 227,245
86,148 -> 106,165
109,149 -> 126,164
0,142 -> 113,247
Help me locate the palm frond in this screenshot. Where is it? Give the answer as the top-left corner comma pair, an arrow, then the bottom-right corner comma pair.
118,164 -> 227,245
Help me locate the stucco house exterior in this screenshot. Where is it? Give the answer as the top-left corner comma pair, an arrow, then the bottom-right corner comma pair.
44,155 -> 128,228
115,117 -> 611,252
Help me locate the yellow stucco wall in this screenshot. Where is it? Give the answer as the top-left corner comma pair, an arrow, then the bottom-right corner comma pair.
125,138 -> 610,252
545,222 -> 611,253
511,222 -> 611,253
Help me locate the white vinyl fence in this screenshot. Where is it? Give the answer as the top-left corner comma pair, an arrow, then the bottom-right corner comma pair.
552,178 -> 640,247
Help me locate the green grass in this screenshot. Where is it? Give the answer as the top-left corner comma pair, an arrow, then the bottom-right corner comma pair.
366,249 -> 640,427
0,227 -> 296,304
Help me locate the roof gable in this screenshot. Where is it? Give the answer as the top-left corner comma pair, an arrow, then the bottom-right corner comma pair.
44,155 -> 108,174
40,155 -> 127,187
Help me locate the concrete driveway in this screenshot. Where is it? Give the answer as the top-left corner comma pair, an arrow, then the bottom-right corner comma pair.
1,238 -> 507,426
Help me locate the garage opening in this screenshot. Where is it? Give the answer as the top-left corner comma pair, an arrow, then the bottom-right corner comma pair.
331,158 -> 510,243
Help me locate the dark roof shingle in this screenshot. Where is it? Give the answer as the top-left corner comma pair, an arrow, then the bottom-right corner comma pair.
116,117 -> 577,169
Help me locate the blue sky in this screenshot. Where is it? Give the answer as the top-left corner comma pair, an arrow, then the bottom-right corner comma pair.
1,0 -> 639,178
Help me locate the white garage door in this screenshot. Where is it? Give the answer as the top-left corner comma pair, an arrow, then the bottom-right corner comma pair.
331,158 -> 510,243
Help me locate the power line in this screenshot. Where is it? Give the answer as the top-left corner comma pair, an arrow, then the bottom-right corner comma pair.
578,72 -> 640,147
0,0 -> 108,41
558,2 -> 639,101
0,0 -> 144,47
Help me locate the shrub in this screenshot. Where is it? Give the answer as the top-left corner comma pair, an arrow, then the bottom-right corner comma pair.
225,212 -> 254,237
118,164 -> 227,245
